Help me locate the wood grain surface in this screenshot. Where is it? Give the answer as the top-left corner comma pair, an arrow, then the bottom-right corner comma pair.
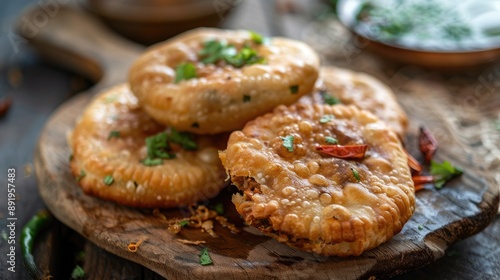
25,4 -> 500,280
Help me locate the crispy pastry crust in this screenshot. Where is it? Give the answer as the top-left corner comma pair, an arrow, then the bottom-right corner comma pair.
69,84 -> 227,208
128,28 -> 320,134
219,104 -> 415,256
298,66 -> 408,138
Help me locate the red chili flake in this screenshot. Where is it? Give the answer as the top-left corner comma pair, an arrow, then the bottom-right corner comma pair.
419,126 -> 438,162
316,144 -> 368,159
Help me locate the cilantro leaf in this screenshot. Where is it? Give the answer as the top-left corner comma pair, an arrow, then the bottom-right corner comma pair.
351,168 -> 361,182
211,203 -> 224,215
179,220 -> 189,227
322,93 -> 341,105
103,175 -> 114,186
319,114 -> 334,124
243,95 -> 251,102
325,136 -> 338,144
71,265 -> 85,279
76,170 -> 86,182
142,158 -> 164,166
430,160 -> 463,189
289,85 -> 299,94
199,40 -> 265,68
166,128 -> 197,150
281,135 -> 295,152
175,63 -> 197,83
199,247 -> 213,266
249,30 -> 266,44
145,132 -> 176,160
107,130 -> 120,140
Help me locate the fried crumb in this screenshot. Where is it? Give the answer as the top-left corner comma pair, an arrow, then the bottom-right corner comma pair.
177,239 -> 206,245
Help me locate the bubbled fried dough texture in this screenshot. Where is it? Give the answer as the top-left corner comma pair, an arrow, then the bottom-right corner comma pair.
298,67 -> 408,138
129,28 -> 320,134
219,104 -> 415,256
69,84 -> 227,208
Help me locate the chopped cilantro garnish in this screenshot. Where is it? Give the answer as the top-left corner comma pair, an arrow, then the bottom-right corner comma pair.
249,30 -> 265,44
430,160 -> 463,189
211,203 -> 224,215
142,130 -> 197,166
142,158 -> 164,166
76,170 -> 86,182
322,93 -> 341,105
71,265 -> 85,279
319,114 -> 334,124
166,128 -> 197,150
199,40 -> 265,68
179,220 -> 189,227
75,251 -> 85,262
103,175 -> 114,186
325,136 -> 338,144
107,130 -> 120,140
289,85 -> 299,94
143,132 -> 176,166
243,95 -> 251,102
175,62 -> 197,83
351,168 -> 360,182
69,154 -> 74,161
281,135 -> 295,152
199,247 -> 213,266
418,224 -> 424,230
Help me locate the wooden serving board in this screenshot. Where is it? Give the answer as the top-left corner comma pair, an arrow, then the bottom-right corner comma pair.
28,6 -> 499,280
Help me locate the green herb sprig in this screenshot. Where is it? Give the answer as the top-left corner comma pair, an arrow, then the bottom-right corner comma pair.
430,160 -> 463,189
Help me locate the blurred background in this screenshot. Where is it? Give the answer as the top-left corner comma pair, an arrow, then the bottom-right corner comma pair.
0,0 -> 499,279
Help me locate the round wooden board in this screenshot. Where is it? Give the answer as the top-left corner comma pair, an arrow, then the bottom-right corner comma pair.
34,88 -> 499,280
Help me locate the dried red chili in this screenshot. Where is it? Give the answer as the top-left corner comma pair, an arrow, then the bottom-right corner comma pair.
405,150 -> 422,174
419,126 -> 438,162
316,144 -> 368,159
412,175 -> 434,185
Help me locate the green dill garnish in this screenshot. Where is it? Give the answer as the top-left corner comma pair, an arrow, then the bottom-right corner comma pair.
289,85 -> 299,94
175,62 -> 197,83
179,220 -> 189,227
325,136 -> 338,144
199,40 -> 265,68
107,130 -> 120,140
319,114 -> 334,124
322,93 -> 341,105
199,247 -> 213,266
281,135 -> 295,152
351,168 -> 360,182
243,95 -> 251,102
76,170 -> 86,182
430,160 -> 463,189
71,265 -> 85,279
103,175 -> 114,186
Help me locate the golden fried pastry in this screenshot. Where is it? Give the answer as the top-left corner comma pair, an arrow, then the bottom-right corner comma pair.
298,66 -> 408,138
129,28 -> 320,134
219,103 -> 415,256
69,84 -> 227,208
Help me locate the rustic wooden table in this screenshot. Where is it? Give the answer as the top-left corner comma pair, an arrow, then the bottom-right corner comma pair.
1,0 -> 499,279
